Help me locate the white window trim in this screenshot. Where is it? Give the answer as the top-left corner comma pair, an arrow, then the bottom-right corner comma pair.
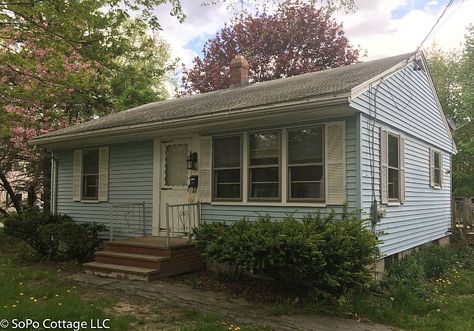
210,122 -> 342,206
431,149 -> 443,190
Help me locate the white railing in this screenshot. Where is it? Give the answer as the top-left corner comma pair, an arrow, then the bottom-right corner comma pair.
109,201 -> 146,241
163,202 -> 201,247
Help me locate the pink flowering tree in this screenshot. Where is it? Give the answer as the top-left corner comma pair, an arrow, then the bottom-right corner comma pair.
0,0 -> 181,215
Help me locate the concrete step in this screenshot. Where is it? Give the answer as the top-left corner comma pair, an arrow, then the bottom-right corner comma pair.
83,262 -> 160,281
95,251 -> 168,269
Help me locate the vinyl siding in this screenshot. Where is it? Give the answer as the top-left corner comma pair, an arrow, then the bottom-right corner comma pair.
353,62 -> 453,257
351,63 -> 453,153
201,117 -> 358,223
55,140 -> 153,238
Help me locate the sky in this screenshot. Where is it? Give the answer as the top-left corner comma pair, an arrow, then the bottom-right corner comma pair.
153,0 -> 474,83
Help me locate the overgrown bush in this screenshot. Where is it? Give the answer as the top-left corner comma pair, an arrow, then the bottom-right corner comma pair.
3,208 -> 106,262
193,211 -> 378,299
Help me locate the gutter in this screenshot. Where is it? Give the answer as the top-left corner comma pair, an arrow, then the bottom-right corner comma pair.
31,94 -> 350,147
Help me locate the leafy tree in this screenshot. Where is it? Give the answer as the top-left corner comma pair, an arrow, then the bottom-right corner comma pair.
0,0 -> 181,215
428,26 -> 474,196
181,1 -> 361,94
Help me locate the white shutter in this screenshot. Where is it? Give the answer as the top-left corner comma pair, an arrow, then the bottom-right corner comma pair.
399,136 -> 406,204
98,147 -> 109,202
325,121 -> 346,205
429,147 -> 434,187
73,150 -> 82,202
380,128 -> 388,205
199,136 -> 212,203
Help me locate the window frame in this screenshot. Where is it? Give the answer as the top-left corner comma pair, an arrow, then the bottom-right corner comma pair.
81,149 -> 100,201
432,150 -> 442,188
247,130 -> 282,202
212,134 -> 243,202
287,125 -> 325,203
387,133 -> 400,202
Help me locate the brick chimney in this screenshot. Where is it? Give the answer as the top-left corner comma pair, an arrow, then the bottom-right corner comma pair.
229,55 -> 249,88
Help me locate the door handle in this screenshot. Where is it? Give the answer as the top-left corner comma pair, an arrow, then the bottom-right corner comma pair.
161,187 -> 172,191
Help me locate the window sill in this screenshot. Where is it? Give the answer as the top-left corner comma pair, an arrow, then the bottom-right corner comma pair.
80,200 -> 100,204
211,201 -> 327,208
431,185 -> 442,190
387,201 -> 401,207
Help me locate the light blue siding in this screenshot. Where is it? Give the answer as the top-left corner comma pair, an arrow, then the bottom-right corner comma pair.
55,140 -> 154,237
352,63 -> 452,257
201,116 -> 358,223
351,64 -> 453,153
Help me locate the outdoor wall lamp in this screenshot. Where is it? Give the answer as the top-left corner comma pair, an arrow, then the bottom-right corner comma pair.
187,152 -> 198,170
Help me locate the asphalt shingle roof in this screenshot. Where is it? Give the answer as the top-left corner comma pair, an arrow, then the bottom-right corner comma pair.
36,53 -> 411,140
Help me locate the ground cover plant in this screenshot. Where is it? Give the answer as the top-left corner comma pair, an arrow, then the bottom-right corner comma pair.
347,242 -> 474,330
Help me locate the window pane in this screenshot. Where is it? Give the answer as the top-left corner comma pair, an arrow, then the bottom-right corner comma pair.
165,144 -> 188,186
215,184 -> 240,199
250,167 -> 278,183
288,127 -> 323,164
290,182 -> 324,199
249,132 -> 279,165
83,150 -> 99,174
215,169 -> 240,184
250,183 -> 279,198
214,136 -> 241,168
388,168 -> 399,199
388,135 -> 399,168
289,165 -> 323,182
434,169 -> 441,185
214,169 -> 240,199
434,152 -> 440,169
83,175 -> 98,199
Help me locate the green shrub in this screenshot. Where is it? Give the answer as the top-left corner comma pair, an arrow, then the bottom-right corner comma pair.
193,211 -> 378,299
3,208 -> 106,262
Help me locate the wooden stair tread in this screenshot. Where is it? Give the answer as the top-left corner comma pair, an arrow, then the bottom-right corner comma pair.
83,262 -> 160,275
95,251 -> 169,261
106,239 -> 195,249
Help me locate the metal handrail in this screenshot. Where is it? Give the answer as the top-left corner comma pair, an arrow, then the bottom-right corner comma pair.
164,202 -> 201,247
109,201 -> 146,241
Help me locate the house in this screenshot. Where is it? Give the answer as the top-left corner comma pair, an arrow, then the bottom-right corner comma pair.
31,52 -> 455,280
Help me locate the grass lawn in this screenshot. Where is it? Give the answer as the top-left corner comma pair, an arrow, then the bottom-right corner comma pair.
0,230 -> 261,331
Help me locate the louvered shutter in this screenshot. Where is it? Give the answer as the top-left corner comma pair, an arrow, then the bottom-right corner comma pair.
399,136 -> 406,204
98,147 -> 109,202
326,121 -> 346,205
199,136 -> 212,203
380,128 -> 388,204
73,150 -> 82,201
429,147 -> 434,187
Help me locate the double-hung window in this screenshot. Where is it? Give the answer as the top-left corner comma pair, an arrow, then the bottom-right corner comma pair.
213,135 -> 242,200
433,151 -> 441,187
387,134 -> 400,200
82,149 -> 99,200
288,126 -> 324,201
249,131 -> 280,200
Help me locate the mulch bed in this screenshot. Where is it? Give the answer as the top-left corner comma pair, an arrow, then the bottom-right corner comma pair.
164,270 -> 304,304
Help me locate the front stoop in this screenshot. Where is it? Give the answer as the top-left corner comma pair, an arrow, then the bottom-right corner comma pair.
83,238 -> 205,281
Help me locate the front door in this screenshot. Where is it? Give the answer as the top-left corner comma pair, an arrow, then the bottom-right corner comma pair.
160,139 -> 191,235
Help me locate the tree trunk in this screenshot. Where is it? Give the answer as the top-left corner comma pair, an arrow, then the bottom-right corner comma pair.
0,171 -> 22,214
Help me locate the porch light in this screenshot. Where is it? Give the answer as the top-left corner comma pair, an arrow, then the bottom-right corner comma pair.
187,152 -> 198,170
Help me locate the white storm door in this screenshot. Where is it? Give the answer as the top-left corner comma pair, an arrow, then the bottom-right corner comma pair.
160,139 -> 191,233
